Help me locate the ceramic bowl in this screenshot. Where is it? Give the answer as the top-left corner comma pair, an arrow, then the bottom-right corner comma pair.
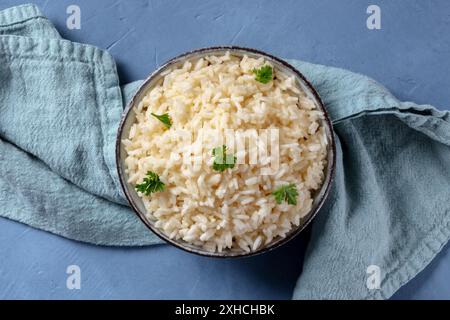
116,46 -> 336,257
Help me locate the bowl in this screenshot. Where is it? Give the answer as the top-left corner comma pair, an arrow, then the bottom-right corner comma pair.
116,46 -> 336,257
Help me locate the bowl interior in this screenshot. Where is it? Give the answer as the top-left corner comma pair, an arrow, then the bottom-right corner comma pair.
116,47 -> 335,257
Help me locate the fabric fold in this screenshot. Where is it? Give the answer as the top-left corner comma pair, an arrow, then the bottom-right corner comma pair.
0,33 -> 124,204
0,3 -> 60,38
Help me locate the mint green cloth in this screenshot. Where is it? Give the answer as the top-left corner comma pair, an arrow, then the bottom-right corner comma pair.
1,4 -> 449,299
0,4 -> 160,246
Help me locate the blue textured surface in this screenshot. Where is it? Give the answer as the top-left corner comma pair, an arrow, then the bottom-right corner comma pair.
0,0 -> 449,299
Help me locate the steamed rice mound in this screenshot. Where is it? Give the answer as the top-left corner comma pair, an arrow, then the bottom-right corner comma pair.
123,52 -> 327,253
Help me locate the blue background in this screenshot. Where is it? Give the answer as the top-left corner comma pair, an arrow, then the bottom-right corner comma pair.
0,0 -> 449,299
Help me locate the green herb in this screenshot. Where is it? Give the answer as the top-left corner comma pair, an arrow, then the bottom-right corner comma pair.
252,65 -> 273,84
272,184 -> 298,205
151,113 -> 172,129
212,145 -> 236,172
135,171 -> 165,196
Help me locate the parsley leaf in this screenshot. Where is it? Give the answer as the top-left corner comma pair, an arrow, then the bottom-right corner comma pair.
272,184 -> 298,205
252,65 -> 273,84
151,113 -> 172,129
135,171 -> 165,196
212,145 -> 236,172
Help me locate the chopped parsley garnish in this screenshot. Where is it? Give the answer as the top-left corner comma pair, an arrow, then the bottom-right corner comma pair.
135,171 -> 165,196
252,65 -> 273,84
151,113 -> 172,129
272,184 -> 298,205
212,145 -> 236,172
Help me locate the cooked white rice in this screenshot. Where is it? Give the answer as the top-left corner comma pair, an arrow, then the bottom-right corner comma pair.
123,52 -> 328,253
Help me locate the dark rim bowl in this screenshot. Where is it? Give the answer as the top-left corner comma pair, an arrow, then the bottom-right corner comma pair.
116,46 -> 336,258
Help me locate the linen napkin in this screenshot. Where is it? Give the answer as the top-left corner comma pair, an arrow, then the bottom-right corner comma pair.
1,4 -> 449,299
0,4 -> 160,245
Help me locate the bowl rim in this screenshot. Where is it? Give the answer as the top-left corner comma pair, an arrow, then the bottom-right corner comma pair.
115,46 -> 336,258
